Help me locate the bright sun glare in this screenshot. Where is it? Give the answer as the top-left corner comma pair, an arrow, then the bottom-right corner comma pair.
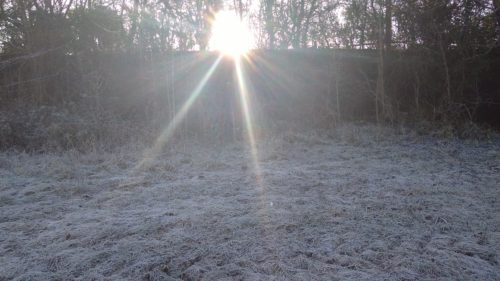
209,11 -> 255,57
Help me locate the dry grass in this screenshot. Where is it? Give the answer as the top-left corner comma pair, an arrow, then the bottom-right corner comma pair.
0,125 -> 499,280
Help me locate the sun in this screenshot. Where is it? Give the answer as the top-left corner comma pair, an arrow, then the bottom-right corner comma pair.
209,11 -> 255,57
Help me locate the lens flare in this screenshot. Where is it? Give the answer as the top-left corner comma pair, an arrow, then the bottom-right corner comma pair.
136,55 -> 223,169
233,57 -> 279,253
234,57 -> 259,173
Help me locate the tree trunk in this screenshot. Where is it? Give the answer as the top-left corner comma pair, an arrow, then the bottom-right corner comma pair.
265,0 -> 275,48
384,0 -> 392,50
439,37 -> 452,107
494,0 -> 500,44
128,0 -> 140,50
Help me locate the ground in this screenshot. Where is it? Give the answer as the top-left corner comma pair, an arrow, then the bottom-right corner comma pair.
1,126 -> 499,281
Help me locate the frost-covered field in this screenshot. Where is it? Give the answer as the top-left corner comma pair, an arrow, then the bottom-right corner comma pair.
1,127 -> 499,281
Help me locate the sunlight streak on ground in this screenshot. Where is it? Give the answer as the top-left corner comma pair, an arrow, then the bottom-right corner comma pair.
135,55 -> 223,169
234,57 -> 261,181
234,56 -> 278,257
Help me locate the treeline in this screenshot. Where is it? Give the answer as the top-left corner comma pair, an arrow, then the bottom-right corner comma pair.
1,0 -> 498,52
0,0 -> 500,150
1,49 -> 499,150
